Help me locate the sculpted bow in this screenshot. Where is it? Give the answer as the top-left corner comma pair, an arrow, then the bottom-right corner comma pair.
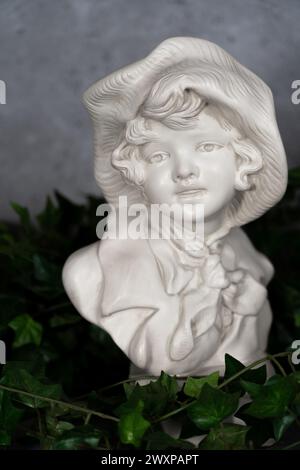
149,238 -> 267,362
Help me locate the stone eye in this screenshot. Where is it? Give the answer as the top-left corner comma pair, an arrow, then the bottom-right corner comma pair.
196,142 -> 223,152
149,152 -> 170,164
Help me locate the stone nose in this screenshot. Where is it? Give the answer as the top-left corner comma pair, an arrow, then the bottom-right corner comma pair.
172,159 -> 199,184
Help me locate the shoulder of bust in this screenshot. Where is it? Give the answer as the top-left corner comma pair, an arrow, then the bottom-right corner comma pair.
98,237 -> 156,272
62,241 -> 103,324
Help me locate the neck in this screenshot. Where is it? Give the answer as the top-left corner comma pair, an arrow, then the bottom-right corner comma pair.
145,206 -> 230,253
204,209 -> 225,238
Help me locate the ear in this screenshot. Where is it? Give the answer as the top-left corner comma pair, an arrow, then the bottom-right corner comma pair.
232,138 -> 263,191
112,141 -> 145,186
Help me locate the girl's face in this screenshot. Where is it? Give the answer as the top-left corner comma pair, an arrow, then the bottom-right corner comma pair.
140,109 -> 241,226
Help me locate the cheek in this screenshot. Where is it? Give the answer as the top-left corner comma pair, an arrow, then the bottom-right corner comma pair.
143,165 -> 174,202
202,151 -> 236,187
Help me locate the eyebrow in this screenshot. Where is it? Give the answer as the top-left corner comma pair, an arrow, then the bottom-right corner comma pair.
194,136 -> 228,144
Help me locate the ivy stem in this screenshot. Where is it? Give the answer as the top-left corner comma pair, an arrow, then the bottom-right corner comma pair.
267,355 -> 287,376
84,412 -> 92,425
282,439 -> 300,450
0,384 -> 119,423
219,352 -> 290,389
98,376 -> 159,393
288,354 -> 297,373
103,435 -> 111,450
35,407 -> 44,438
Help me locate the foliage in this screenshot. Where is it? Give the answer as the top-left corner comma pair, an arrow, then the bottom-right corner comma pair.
0,168 -> 300,450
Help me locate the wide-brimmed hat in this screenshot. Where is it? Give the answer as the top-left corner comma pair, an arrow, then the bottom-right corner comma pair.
83,36 -> 287,229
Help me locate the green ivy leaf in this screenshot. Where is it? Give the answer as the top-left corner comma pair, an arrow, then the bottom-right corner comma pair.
53,425 -> 102,450
184,372 -> 219,398
0,390 -> 23,445
187,384 -> 240,430
123,383 -> 135,400
294,308 -> 300,327
288,167 -> 300,187
235,402 -> 274,448
118,400 -> 150,447
180,415 -> 204,440
273,414 -> 295,441
0,430 -> 10,446
36,197 -> 61,230
32,254 -> 60,285
146,431 -> 195,450
224,354 -> 244,378
0,367 -> 63,408
224,354 -> 267,391
199,424 -> 249,450
293,371 -> 300,384
10,202 -> 32,232
0,359 -> 46,380
240,379 -> 263,397
157,371 -> 178,400
116,372 -> 178,419
46,415 -> 74,436
9,314 -> 43,348
245,375 -> 298,418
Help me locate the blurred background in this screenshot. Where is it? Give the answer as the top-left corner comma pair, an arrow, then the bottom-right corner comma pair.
0,0 -> 300,222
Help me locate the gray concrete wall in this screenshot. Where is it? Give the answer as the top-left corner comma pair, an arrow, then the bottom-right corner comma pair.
0,0 -> 299,222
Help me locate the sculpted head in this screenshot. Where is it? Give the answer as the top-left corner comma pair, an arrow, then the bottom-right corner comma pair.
83,38 -> 287,236
111,72 -> 263,232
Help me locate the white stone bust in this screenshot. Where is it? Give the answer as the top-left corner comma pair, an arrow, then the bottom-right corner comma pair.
62,37 -> 287,377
